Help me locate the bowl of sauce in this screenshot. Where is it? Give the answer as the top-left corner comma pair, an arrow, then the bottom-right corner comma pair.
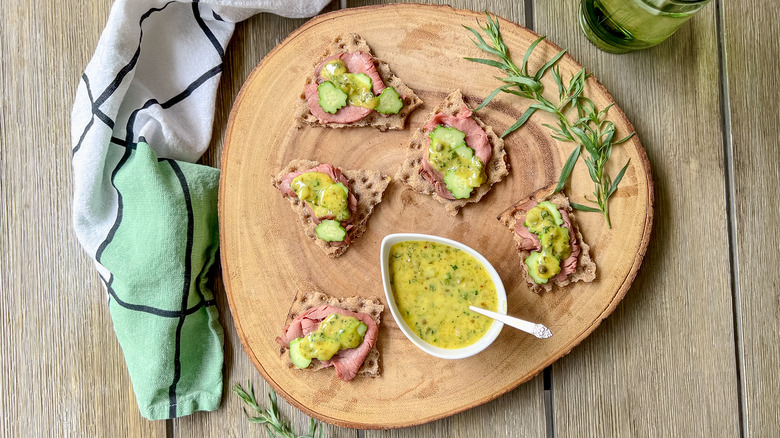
380,233 -> 507,359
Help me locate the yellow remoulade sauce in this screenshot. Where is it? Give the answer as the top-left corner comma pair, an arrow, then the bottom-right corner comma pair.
297,313 -> 366,361
290,171 -> 350,221
388,241 -> 498,349
320,59 -> 379,110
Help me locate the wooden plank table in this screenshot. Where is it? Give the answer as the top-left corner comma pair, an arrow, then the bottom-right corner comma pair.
1,0 -> 777,436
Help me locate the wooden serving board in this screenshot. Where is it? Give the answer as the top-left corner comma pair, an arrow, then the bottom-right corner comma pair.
220,4 -> 653,429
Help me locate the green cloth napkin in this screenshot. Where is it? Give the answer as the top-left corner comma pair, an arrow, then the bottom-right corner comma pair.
71,0 -> 330,420
102,142 -> 222,420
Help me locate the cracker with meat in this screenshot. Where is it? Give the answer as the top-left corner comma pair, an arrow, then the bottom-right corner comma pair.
275,291 -> 384,381
273,159 -> 390,258
497,187 -> 596,293
295,33 -> 423,130
395,89 -> 509,216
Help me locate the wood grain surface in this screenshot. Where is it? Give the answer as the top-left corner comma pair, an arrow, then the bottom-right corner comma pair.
2,0 -> 778,436
220,3 -> 652,429
723,0 -> 780,435
535,1 -> 742,436
0,0 -> 166,436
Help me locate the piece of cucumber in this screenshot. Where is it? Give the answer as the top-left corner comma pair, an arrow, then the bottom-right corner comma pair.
443,170 -> 474,199
346,73 -> 379,109
540,226 -> 572,260
349,73 -> 373,91
288,338 -> 312,369
375,87 -> 404,114
315,219 -> 347,242
317,81 -> 348,114
429,125 -> 466,150
525,250 -> 561,284
536,201 -> 563,225
454,144 -> 475,159
524,201 -> 563,234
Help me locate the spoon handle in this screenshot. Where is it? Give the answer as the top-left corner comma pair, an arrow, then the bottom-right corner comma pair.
469,306 -> 553,339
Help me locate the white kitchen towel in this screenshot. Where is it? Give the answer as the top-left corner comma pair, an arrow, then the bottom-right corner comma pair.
70,0 -> 330,420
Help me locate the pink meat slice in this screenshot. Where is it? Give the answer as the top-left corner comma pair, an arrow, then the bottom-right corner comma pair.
328,52 -> 385,95
512,202 -> 581,280
305,84 -> 372,124
277,163 -> 358,225
513,199 -> 543,252
275,305 -> 379,382
305,52 -> 385,124
419,105 -> 491,199
419,162 -> 454,200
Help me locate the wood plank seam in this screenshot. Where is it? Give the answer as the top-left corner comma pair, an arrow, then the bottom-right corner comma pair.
524,1 -> 557,436
544,367 -> 556,438
714,0 -> 747,437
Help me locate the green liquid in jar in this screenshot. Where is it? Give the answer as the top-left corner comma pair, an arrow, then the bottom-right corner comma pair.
579,0 -> 710,53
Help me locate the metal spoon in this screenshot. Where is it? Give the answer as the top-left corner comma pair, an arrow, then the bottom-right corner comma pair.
469,306 -> 553,339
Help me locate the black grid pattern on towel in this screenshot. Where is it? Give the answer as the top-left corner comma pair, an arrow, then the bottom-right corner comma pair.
76,0 -> 226,419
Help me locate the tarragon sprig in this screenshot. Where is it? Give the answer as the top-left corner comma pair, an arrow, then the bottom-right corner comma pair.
464,12 -> 634,227
233,382 -> 322,438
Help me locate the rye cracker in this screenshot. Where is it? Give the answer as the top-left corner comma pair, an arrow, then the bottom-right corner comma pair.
272,159 -> 390,258
497,187 -> 596,293
278,290 -> 384,378
395,89 -> 509,215
295,33 -> 423,130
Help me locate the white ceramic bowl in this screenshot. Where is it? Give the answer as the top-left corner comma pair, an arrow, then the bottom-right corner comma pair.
380,233 -> 507,359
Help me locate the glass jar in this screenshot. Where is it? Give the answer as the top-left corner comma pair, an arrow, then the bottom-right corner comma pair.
579,0 -> 712,53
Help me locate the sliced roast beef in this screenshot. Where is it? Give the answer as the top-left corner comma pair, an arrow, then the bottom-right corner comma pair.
420,105 -> 491,198
419,160 -> 455,200
512,199 -> 542,251
305,83 -> 372,124
323,52 -> 385,95
275,305 -> 379,382
306,52 -> 385,124
514,213 -> 542,252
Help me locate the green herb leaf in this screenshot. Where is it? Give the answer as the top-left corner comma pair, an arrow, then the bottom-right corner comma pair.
597,102 -> 615,119
501,75 -> 543,90
608,159 -> 631,199
571,202 -> 602,212
522,36 -> 546,76
555,145 -> 581,192
551,134 -> 572,142
464,12 -> 631,227
553,67 -> 566,96
614,131 -> 635,145
501,106 -> 537,138
464,25 -> 504,57
463,57 -> 506,69
463,25 -> 489,47
569,125 -> 597,154
529,103 -> 557,113
475,85 -> 507,111
541,123 -> 569,140
233,382 -> 322,438
534,50 -> 567,81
